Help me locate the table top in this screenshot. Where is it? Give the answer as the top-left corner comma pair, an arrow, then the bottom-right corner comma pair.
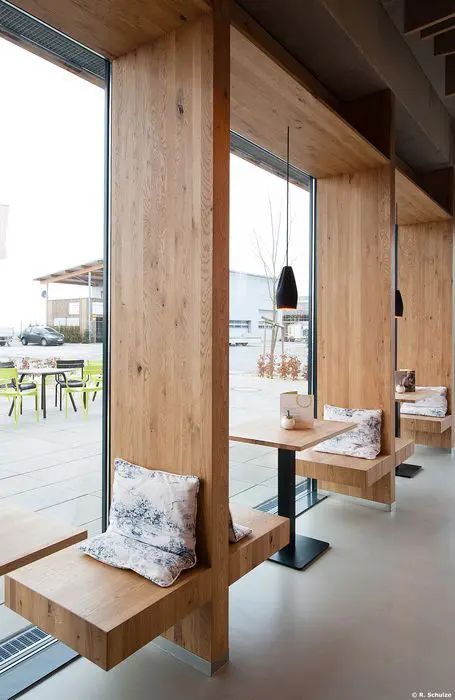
0,504 -> 87,576
19,367 -> 62,376
395,389 -> 437,402
229,417 -> 356,452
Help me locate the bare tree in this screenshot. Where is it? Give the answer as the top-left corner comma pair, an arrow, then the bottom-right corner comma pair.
254,196 -> 286,358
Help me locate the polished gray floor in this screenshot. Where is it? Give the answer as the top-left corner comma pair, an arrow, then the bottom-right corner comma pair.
22,445 -> 455,700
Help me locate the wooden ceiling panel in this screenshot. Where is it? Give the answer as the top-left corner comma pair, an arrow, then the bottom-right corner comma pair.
396,169 -> 452,225
9,0 -> 210,58
230,27 -> 387,179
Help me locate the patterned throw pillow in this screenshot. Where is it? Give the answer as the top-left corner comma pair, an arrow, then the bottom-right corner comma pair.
229,509 -> 252,543
314,404 -> 382,460
80,458 -> 199,587
400,386 -> 447,418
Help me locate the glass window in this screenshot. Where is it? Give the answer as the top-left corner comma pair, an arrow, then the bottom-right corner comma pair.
229,137 -> 313,510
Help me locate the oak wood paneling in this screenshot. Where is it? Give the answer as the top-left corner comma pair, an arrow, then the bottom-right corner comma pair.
396,169 -> 452,224
230,27 -> 387,179
398,219 -> 453,447
317,166 -> 395,504
10,0 -> 210,58
111,8 -> 229,665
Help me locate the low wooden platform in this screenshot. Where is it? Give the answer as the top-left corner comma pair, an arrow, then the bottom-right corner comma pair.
0,505 -> 87,577
295,438 -> 414,503
229,504 -> 289,584
5,506 -> 288,671
400,414 -> 452,434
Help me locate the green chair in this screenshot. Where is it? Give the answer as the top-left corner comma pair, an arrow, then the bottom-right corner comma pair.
0,367 -> 39,423
64,361 -> 103,418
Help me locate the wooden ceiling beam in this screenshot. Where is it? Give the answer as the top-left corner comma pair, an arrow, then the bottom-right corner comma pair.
404,0 -> 455,35
434,28 -> 455,54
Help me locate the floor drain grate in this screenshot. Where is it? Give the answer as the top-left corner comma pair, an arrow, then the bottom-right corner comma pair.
0,626 -> 55,674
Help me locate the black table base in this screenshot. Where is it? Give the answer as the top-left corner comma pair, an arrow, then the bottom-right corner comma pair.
270,534 -> 330,570
395,463 -> 422,478
269,448 -> 330,571
395,401 -> 422,479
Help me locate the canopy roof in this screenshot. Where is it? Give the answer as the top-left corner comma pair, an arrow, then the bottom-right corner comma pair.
35,260 -> 104,287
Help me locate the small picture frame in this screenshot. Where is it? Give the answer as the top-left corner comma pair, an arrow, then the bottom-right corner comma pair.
395,369 -> 415,393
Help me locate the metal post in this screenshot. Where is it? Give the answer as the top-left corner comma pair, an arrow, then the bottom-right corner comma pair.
88,271 -> 92,343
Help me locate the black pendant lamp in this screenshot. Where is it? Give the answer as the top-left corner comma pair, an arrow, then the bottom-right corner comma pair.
276,126 -> 298,310
394,214 -> 404,318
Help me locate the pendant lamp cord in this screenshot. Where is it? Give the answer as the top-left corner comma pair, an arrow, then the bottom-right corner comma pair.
286,126 -> 290,266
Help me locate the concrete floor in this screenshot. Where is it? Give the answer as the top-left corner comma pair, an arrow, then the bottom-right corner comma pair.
18,445 -> 455,700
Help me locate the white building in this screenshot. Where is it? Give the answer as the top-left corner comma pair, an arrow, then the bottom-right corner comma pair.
229,270 -> 309,340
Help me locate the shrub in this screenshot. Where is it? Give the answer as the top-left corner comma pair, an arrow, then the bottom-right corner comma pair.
53,325 -> 83,343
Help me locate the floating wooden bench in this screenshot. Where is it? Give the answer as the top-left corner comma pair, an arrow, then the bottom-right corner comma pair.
0,505 -> 87,577
400,414 -> 452,434
295,438 -> 414,503
400,414 -> 452,448
5,505 -> 288,671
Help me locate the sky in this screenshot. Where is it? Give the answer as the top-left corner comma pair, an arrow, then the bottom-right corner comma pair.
0,37 -> 310,331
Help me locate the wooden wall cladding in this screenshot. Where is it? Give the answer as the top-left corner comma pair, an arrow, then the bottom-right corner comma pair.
10,0 -> 210,58
396,169 -> 452,225
230,27 -> 387,179
398,219 -> 454,446
111,7 -> 230,664
317,166 -> 395,468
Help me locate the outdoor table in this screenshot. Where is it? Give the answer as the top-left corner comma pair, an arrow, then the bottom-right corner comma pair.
394,389 -> 437,478
229,417 -> 356,570
18,367 -> 64,419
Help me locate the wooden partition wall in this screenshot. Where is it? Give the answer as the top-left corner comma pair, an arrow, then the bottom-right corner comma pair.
110,4 -> 230,669
316,167 -> 396,504
398,217 -> 454,447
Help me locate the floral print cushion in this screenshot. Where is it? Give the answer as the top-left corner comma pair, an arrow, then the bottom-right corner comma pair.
80,458 -> 199,587
314,404 -> 382,460
229,509 -> 252,543
400,386 -> 448,418
14,357 -> 57,370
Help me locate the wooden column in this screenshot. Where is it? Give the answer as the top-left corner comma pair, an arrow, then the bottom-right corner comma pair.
316,165 -> 396,504
398,219 -> 454,447
110,3 -> 230,671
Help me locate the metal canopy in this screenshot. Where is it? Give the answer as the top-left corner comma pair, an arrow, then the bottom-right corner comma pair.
35,260 -> 104,287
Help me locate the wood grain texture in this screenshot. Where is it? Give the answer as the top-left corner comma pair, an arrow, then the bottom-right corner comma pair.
296,451 -> 394,490
0,506 -> 86,577
395,390 -> 437,402
111,8 -> 229,664
5,547 -> 211,671
230,27 -> 387,179
228,504 -> 289,585
396,169 -> 452,224
317,167 -> 395,458
229,418 -> 356,451
398,219 -> 454,447
400,414 -> 453,434
9,0 -> 210,58
395,437 -> 416,465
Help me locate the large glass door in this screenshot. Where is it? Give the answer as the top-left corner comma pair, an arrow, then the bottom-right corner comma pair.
0,3 -> 109,696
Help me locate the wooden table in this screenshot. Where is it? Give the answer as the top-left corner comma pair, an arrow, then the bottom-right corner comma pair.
18,368 -> 64,419
394,390 -> 435,478
229,417 -> 355,570
0,505 -> 87,576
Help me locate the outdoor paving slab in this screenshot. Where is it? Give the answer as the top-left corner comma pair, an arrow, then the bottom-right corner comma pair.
41,495 -> 102,527
63,472 -> 102,498
246,451 -> 280,469
1,483 -> 80,511
0,474 -> 43,498
229,461 -> 277,487
229,478 -> 252,497
228,442 -> 275,462
30,457 -> 101,485
230,484 -> 277,508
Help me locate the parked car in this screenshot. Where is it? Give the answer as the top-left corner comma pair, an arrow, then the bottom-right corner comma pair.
0,326 -> 14,347
20,326 -> 64,346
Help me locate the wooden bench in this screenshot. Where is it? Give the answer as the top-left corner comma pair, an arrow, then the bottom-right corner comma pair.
295,437 -> 414,504
5,505 -> 289,671
400,414 -> 452,448
0,505 -> 87,577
